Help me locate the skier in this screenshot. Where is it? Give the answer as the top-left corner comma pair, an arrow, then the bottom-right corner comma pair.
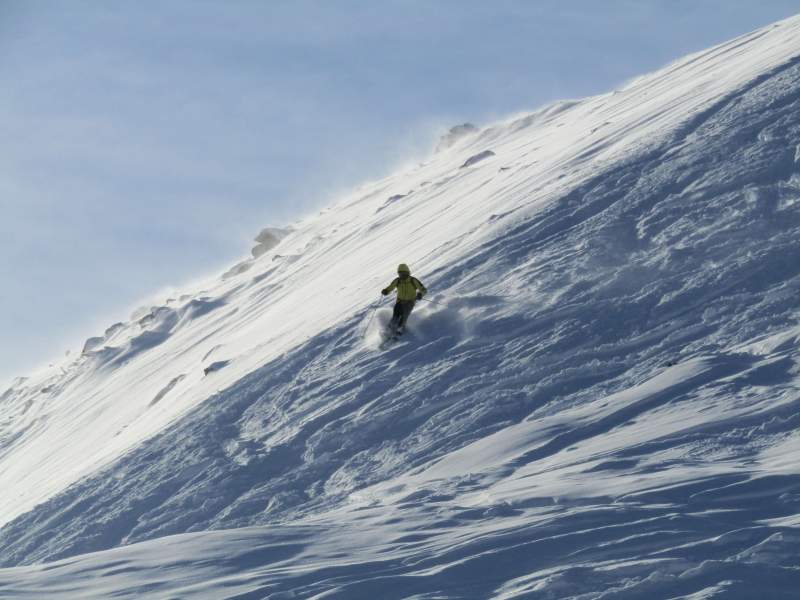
381,263 -> 427,335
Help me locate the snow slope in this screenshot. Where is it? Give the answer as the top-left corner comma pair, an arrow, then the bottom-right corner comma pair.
2,15 -> 800,598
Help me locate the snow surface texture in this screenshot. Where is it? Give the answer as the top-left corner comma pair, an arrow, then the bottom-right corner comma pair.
2,16 -> 800,599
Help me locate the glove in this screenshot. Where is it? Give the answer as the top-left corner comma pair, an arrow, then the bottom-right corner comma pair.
381,289 -> 389,296
416,292 -> 423,300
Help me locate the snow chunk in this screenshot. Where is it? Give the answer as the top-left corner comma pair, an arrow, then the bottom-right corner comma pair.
460,149 -> 496,168
375,193 -> 409,213
203,360 -> 231,376
149,375 -> 186,407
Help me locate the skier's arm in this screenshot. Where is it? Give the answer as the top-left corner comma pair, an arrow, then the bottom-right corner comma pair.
412,278 -> 427,297
381,278 -> 399,295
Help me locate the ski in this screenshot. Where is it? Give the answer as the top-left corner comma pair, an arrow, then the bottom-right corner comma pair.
379,327 -> 405,349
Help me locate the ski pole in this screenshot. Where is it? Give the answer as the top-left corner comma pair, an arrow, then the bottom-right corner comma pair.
419,297 -> 446,307
365,295 -> 383,330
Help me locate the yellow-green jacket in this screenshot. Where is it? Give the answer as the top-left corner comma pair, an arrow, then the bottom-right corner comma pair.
383,276 -> 427,302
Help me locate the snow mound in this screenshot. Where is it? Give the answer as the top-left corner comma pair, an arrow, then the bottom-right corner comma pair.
436,122 -> 479,151
460,149 -> 495,168
251,226 -> 291,258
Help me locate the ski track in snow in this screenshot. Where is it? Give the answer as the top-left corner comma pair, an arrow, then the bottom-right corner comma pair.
2,16 -> 800,599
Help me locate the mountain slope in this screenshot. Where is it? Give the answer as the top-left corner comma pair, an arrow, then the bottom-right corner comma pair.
2,16 -> 800,598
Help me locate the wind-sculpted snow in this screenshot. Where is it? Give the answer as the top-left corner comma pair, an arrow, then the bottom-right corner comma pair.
2,16 -> 800,599
2,473 -> 799,599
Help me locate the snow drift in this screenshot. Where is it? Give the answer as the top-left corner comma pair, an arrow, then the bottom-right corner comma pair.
2,16 -> 800,599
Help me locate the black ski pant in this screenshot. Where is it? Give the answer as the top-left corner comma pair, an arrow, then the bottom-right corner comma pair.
390,300 -> 415,329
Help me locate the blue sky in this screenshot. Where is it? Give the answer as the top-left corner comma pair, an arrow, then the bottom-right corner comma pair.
1,1 -> 798,385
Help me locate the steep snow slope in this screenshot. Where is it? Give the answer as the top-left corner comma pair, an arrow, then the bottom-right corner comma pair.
2,16 -> 800,598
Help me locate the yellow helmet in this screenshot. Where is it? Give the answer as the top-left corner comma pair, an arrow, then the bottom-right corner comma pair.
397,263 -> 410,274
